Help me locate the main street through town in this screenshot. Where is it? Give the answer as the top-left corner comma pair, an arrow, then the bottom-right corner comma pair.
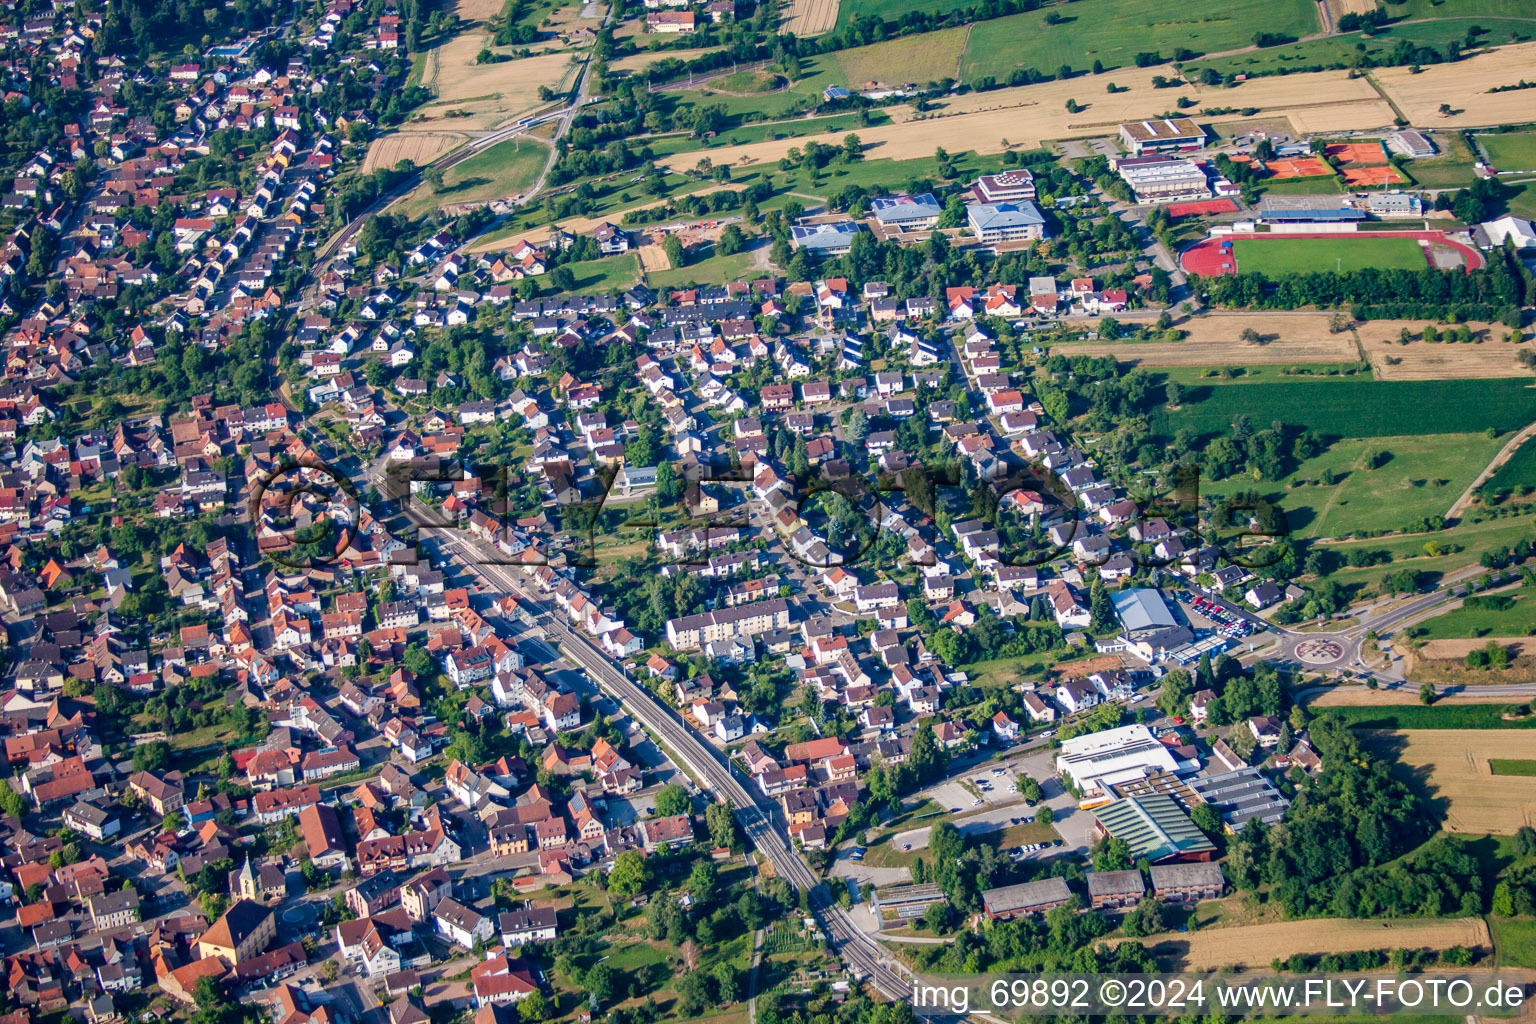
427,528 -> 930,1010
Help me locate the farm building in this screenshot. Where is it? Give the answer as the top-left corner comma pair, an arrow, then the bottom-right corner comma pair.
1186,767 -> 1289,831
1148,861 -> 1226,903
1084,870 -> 1145,910
981,877 -> 1073,920
1119,117 -> 1205,155
1091,793 -> 1216,863
1055,724 -> 1186,798
871,884 -> 949,928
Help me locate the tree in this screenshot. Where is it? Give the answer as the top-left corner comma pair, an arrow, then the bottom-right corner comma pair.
921,900 -> 953,932
1190,801 -> 1223,837
1037,805 -> 1055,826
662,235 -> 686,269
0,784 -> 28,819
1165,381 -> 1182,407
517,990 -> 547,1023
845,407 -> 869,446
1088,576 -> 1115,633
716,224 -> 747,256
587,962 -> 617,1004
655,783 -> 691,817
687,860 -> 717,897
1419,681 -> 1437,705
608,850 -> 650,896
1017,776 -> 1043,803
705,801 -> 738,849
424,167 -> 446,193
1092,836 -> 1132,870
1241,327 -> 1262,345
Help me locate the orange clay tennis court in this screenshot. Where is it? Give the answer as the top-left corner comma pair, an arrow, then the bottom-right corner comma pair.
1326,141 -> 1389,164
1265,156 -> 1333,178
1341,165 -> 1407,186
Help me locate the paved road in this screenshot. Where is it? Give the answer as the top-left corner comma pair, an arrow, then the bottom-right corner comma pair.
430,529 -> 925,1009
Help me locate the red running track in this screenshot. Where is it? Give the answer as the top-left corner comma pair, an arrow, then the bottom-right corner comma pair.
1179,230 -> 1485,276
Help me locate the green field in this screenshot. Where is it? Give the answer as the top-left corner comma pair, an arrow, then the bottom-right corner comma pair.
958,0 -> 1319,82
1478,132 -> 1536,173
1490,759 -> 1536,776
1484,435 -> 1536,494
1403,132 -> 1480,189
1158,378 -> 1536,440
1323,704 -> 1536,729
1326,516 -> 1536,591
1490,917 -> 1536,969
1231,236 -> 1427,275
1412,592 -> 1536,640
1184,13 -> 1536,78
560,252 -> 642,293
1201,432 -> 1501,540
401,137 -> 547,216
645,248 -> 758,289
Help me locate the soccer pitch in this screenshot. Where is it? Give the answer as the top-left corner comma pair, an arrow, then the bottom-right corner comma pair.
1231,236 -> 1428,275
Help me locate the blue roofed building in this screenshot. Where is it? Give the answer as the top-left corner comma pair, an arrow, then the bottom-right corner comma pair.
870,193 -> 943,230
966,201 -> 1048,245
1255,195 -> 1366,223
790,221 -> 863,255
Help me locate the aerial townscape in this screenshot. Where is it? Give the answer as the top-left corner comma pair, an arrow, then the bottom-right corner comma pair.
6,0 -> 1536,1024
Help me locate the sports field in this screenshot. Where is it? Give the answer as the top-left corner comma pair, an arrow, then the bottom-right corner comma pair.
1158,377 -> 1536,439
1478,131 -> 1536,173
1231,236 -> 1427,275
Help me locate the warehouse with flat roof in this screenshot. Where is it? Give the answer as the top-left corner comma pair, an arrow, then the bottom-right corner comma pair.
1092,794 -> 1216,864
981,877 -> 1073,920
1186,767 -> 1289,831
1119,118 -> 1205,155
1056,723 -> 1184,797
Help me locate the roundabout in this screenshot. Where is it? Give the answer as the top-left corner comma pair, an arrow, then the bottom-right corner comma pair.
1293,637 -> 1347,666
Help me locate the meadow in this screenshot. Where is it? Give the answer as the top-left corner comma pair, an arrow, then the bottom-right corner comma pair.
1199,433 -> 1501,539
1410,592 -> 1536,640
958,0 -> 1318,82
1484,435 -> 1536,493
1323,705 -> 1536,729
399,136 -> 548,216
1477,131 -> 1536,172
1156,378 -> 1536,440
1231,236 -> 1427,275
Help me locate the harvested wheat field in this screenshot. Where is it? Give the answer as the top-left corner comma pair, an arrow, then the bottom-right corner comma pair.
827,28 -> 969,89
1128,917 -> 1491,970
417,44 -> 575,130
1056,313 -> 1359,366
608,46 -> 723,76
637,244 -> 672,272
655,66 -> 1390,172
362,131 -> 466,172
1356,320 -> 1532,379
1417,638 -> 1536,661
782,0 -> 839,36
1388,729 -> 1536,833
1304,686 -> 1520,707
1376,42 -> 1536,129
